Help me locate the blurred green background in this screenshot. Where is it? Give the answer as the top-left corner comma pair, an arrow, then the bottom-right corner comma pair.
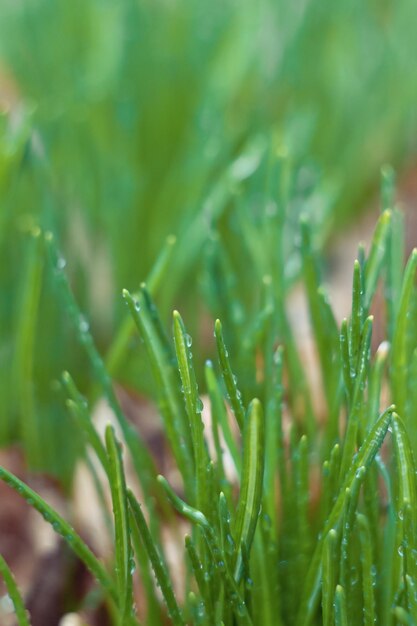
1,0 -> 417,484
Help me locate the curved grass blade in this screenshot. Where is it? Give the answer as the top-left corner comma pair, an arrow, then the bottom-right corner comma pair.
214,319 -> 245,431
233,399 -> 265,582
105,425 -> 133,624
0,466 -> 116,603
157,476 -> 253,625
127,490 -> 185,626
296,405 -> 394,626
122,288 -> 193,493
45,234 -> 157,503
173,310 -> 209,514
0,554 -> 31,626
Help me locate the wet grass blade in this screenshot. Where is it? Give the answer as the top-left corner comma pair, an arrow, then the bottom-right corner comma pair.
0,554 -> 31,626
233,399 -> 265,582
105,425 -> 133,624
0,466 -> 116,603
123,287 -> 193,493
214,319 -> 245,431
334,585 -> 348,626
322,529 -> 338,626
127,490 -> 185,626
173,310 -> 209,513
357,513 -> 376,626
296,405 -> 394,626
46,234 -> 157,503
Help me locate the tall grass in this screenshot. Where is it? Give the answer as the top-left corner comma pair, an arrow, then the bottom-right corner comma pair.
1,172 -> 417,623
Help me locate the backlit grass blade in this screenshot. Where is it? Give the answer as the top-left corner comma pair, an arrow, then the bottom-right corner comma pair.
0,554 -> 31,626
0,465 -> 116,603
127,490 -> 185,626
173,310 -> 209,514
105,425 -> 133,624
233,398 -> 265,582
214,319 -> 245,431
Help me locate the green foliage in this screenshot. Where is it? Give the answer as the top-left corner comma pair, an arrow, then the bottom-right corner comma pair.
2,185 -> 417,624
1,0 -> 417,479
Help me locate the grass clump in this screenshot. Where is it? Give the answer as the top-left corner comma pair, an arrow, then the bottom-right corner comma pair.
1,173 -> 417,625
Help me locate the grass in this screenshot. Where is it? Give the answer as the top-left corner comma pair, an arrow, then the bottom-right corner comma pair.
1,0 -> 417,480
1,174 -> 417,623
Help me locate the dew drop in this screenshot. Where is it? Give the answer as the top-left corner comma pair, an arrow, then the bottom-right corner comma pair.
185,334 -> 193,348
196,398 -> 204,412
79,315 -> 89,333
56,256 -> 66,270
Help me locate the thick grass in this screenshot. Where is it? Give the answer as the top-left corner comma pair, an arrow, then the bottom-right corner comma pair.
1,0 -> 417,478
1,176 -> 417,623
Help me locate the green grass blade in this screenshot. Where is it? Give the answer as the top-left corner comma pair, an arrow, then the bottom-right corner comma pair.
357,513 -> 376,626
45,234 -> 157,501
0,466 -> 116,602
105,425 -> 133,623
391,249 -> 417,418
297,404 -> 394,626
127,490 -> 185,626
214,319 -> 245,432
205,360 -> 240,474
122,287 -> 193,493
321,529 -> 338,626
334,585 -> 348,626
233,398 -> 265,582
0,554 -> 31,626
12,227 -> 43,466
173,310 -> 209,513
363,209 -> 391,313
62,371 -> 109,474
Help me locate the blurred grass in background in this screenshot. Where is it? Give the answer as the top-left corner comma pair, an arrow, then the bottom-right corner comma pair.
1,0 -> 417,483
